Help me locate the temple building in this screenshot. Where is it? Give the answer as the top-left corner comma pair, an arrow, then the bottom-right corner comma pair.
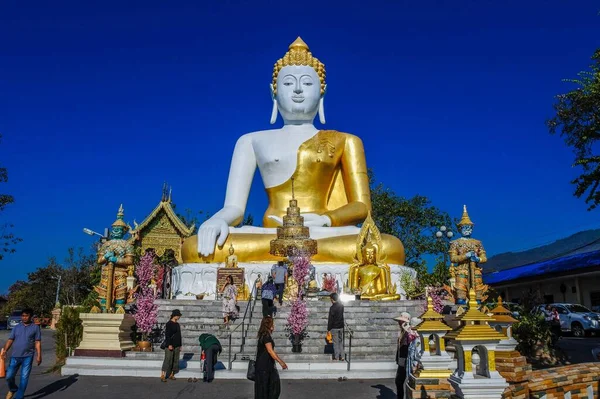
129,186 -> 195,262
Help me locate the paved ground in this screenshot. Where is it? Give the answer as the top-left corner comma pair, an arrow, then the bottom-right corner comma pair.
0,330 -> 398,398
0,330 -> 598,398
556,335 -> 600,364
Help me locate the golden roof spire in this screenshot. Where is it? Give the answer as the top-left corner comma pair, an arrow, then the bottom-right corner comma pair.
445,289 -> 505,341
489,296 -> 517,323
415,297 -> 452,331
458,204 -> 474,227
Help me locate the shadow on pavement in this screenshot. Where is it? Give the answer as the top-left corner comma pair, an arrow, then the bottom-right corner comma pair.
371,383 -> 396,399
26,374 -> 79,398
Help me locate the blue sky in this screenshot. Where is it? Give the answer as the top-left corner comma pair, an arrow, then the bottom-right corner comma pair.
0,1 -> 599,292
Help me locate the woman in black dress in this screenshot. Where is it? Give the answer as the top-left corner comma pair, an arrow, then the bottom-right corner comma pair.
255,317 -> 287,399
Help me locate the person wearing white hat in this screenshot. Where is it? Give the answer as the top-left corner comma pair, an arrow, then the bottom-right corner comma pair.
394,312 -> 420,399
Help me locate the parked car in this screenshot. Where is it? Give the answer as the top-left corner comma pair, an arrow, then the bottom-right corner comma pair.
535,303 -> 600,337
6,310 -> 22,330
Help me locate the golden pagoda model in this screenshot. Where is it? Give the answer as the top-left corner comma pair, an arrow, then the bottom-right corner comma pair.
446,289 -> 509,399
269,179 -> 317,257
406,297 -> 456,398
414,297 -> 454,378
488,297 -> 531,384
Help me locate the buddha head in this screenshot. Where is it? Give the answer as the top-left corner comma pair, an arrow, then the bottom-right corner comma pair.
270,37 -> 327,125
110,204 -> 129,240
457,204 -> 474,237
361,242 -> 378,265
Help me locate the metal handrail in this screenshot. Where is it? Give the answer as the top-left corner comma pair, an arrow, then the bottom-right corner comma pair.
227,277 -> 260,370
344,322 -> 354,371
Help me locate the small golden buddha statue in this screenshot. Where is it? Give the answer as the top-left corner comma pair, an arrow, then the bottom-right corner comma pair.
348,213 -> 400,301
225,243 -> 239,268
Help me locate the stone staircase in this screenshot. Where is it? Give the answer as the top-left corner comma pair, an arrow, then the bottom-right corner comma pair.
62,297 -> 424,379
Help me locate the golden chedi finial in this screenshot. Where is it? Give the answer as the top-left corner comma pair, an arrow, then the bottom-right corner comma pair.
272,37 -> 326,96
458,204 -> 474,227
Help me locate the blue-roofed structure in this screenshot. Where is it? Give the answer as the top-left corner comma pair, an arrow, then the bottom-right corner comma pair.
483,248 -> 600,310
484,250 -> 600,285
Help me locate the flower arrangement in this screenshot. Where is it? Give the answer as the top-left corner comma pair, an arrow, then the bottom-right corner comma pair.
133,251 -> 159,342
285,256 -> 311,345
286,298 -> 309,342
425,286 -> 446,314
322,274 -> 337,293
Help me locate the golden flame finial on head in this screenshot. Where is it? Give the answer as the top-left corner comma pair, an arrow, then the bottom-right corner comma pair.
458,204 -> 474,227
112,204 -> 129,230
272,36 -> 326,96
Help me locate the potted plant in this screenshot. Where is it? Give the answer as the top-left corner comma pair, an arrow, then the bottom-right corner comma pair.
133,252 -> 158,352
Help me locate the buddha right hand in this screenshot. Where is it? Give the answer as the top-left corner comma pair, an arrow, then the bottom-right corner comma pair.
197,218 -> 230,257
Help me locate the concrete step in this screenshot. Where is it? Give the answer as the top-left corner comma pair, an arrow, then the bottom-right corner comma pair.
62,356 -> 397,379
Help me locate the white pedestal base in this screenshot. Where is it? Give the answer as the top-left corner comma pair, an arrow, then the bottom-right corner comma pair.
449,372 -> 509,399
75,313 -> 135,355
172,262 -> 416,300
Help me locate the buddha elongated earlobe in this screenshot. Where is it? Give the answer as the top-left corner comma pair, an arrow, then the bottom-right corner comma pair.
270,99 -> 278,124
318,97 -> 326,124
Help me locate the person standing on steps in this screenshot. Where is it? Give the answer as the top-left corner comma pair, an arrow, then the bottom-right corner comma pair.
198,333 -> 222,383
261,276 -> 276,318
161,309 -> 182,382
271,261 -> 287,306
327,293 -> 345,361
221,275 -> 239,328
255,317 -> 287,399
2,308 -> 42,399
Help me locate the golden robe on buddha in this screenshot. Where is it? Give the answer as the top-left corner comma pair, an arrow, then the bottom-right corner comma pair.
182,130 -> 405,265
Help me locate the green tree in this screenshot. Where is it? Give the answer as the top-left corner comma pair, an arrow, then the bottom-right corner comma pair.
5,247 -> 98,316
0,134 -> 22,260
237,213 -> 254,227
368,169 -> 453,274
548,49 -> 600,210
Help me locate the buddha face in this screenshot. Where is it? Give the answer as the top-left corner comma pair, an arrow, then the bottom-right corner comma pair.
275,65 -> 321,123
364,247 -> 376,264
460,225 -> 473,237
229,246 -> 234,255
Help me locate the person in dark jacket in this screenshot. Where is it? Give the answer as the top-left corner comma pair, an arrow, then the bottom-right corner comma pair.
199,333 -> 222,383
261,276 -> 276,318
161,309 -> 182,382
327,293 -> 345,361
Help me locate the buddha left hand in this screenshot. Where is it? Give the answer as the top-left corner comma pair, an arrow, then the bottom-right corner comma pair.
268,213 -> 331,227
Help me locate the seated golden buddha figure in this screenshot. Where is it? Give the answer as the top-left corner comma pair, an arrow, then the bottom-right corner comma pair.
348,214 -> 400,300
182,37 -> 405,265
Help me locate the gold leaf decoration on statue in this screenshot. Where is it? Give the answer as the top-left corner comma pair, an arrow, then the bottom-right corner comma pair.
355,212 -> 387,264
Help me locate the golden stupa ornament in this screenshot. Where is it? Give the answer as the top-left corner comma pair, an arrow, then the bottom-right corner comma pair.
269,178 -> 317,257
272,37 -> 326,96
458,204 -> 474,227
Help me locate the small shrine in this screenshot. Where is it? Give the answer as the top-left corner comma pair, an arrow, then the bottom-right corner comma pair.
129,184 -> 195,263
445,289 -> 508,399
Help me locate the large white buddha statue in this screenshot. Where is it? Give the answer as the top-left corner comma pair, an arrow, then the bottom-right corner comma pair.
181,37 -> 405,265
